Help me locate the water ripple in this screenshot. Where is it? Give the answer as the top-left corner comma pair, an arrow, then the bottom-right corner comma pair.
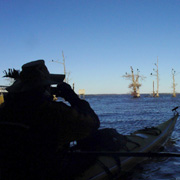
86,94 -> 180,180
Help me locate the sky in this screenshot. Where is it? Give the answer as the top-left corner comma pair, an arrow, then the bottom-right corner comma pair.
1,0 -> 180,94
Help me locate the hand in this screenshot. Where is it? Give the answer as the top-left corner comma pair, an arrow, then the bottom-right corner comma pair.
57,82 -> 75,100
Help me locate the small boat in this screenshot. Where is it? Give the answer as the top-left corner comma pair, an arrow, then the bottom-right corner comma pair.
67,108 -> 179,180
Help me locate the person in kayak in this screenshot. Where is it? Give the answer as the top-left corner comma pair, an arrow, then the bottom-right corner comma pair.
0,60 -> 100,179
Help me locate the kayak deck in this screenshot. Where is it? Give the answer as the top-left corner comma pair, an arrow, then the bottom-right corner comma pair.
74,113 -> 178,180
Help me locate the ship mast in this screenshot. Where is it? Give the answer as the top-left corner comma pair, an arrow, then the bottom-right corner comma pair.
52,51 -> 69,83
172,69 -> 176,97
62,51 -> 66,83
153,81 -> 155,97
156,57 -> 159,97
151,56 -> 159,97
131,67 -> 138,97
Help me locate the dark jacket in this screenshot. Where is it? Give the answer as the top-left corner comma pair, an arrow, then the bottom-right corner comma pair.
0,91 -> 100,150
0,91 -> 100,179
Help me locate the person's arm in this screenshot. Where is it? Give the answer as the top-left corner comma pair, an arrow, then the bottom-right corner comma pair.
56,83 -> 99,123
49,83 -> 100,148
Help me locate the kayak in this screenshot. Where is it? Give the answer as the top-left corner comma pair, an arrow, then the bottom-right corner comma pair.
69,110 -> 178,180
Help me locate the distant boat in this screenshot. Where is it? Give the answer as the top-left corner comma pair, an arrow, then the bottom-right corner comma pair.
123,67 -> 145,98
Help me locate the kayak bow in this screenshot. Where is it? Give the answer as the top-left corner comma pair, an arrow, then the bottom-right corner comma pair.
74,111 -> 178,180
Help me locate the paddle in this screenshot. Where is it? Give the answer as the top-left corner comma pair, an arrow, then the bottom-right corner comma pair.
69,151 -> 180,157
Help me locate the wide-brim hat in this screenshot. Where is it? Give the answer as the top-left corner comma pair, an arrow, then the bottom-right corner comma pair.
6,60 -> 65,93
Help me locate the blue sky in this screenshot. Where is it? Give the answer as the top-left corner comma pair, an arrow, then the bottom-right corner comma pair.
1,0 -> 180,94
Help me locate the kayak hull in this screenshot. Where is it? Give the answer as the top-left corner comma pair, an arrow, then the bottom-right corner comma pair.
75,113 -> 178,180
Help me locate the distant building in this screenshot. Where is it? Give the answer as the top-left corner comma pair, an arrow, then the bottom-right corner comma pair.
79,89 -> 85,99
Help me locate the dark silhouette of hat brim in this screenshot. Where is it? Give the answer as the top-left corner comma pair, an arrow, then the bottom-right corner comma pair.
6,74 -> 65,93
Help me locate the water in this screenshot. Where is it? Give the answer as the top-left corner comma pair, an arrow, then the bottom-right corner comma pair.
85,94 -> 180,180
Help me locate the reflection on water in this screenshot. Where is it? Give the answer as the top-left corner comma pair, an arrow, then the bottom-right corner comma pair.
86,94 -> 180,180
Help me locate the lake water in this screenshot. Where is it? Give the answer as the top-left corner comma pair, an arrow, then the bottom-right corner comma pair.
85,94 -> 180,180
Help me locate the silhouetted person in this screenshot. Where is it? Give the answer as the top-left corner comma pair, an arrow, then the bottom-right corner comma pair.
0,60 -> 100,179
